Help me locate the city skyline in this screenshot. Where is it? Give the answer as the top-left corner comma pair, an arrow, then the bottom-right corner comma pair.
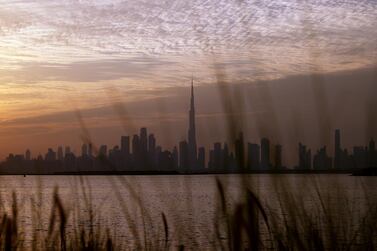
2,123 -> 376,173
2,82 -> 376,173
1,66 -> 377,167
0,0 -> 376,162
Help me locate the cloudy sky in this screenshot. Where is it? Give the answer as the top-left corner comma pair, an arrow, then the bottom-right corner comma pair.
0,0 -> 376,164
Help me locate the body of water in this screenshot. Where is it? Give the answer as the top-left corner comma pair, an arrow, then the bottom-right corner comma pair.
0,174 -> 375,249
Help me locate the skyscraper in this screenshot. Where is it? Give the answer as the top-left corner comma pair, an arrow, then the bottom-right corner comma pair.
121,136 -> 130,156
148,134 -> 156,168
81,144 -> 88,157
65,146 -> 71,156
179,140 -> 189,171
248,143 -> 260,170
214,142 -> 222,170
368,139 -> 376,167
99,145 -> 107,157
25,149 -> 31,161
353,146 -> 367,169
57,146 -> 63,161
274,144 -> 282,170
88,143 -> 93,158
45,148 -> 56,161
313,146 -> 332,170
172,146 -> 179,170
188,77 -> 197,170
223,143 -> 229,170
140,128 -> 148,155
334,129 -> 341,169
148,134 -> 156,154
132,134 -> 140,166
140,128 -> 148,168
298,143 -> 311,170
261,138 -> 270,170
235,132 -> 245,170
198,147 -> 205,170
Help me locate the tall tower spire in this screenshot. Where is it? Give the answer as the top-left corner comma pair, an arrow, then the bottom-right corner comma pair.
190,75 -> 194,111
188,76 -> 197,170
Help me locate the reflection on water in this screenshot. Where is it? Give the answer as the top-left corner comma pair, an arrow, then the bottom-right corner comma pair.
0,174 -> 375,249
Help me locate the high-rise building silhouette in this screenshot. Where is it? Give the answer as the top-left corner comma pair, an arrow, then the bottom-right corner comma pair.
156,145 -> 162,167
298,143 -> 311,170
179,140 -> 189,171
45,148 -> 56,161
65,146 -> 71,156
172,146 -> 179,170
25,149 -> 31,161
88,143 -> 93,158
274,144 -> 282,169
148,134 -> 156,168
132,134 -> 140,168
261,138 -> 270,170
57,146 -> 63,161
353,146 -> 367,169
223,143 -> 229,170
214,142 -> 222,170
140,128 -> 148,168
334,129 -> 341,169
140,128 -> 148,155
109,145 -> 121,168
188,77 -> 197,170
248,143 -> 260,170
121,136 -> 130,156
208,149 -> 214,170
81,144 -> 88,157
99,145 -> 107,157
313,146 -> 332,170
235,132 -> 245,170
368,139 -> 376,167
148,134 -> 156,154
198,147 -> 205,169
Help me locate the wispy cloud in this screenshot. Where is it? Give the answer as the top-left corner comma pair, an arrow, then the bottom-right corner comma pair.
0,0 -> 376,67
0,57 -> 176,82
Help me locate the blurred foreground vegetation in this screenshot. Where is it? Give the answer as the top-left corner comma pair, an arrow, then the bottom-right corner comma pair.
0,175 -> 376,251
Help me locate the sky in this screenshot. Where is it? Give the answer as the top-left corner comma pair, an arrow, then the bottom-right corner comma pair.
0,0 -> 376,164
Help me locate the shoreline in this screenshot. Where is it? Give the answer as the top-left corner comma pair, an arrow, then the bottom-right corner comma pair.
0,170 -> 361,176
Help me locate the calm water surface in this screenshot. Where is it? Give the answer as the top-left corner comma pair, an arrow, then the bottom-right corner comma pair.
0,174 -> 375,248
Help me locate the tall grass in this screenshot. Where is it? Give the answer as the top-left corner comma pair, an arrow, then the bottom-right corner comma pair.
0,175 -> 376,251
2,2 -> 376,248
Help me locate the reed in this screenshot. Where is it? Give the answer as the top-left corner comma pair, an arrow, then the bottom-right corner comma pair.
0,175 -> 375,251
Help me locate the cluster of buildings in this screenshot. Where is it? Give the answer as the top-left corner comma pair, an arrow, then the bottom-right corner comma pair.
1,81 -> 377,174
297,129 -> 376,170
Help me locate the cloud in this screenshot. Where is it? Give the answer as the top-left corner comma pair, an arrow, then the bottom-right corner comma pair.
0,0 -> 376,67
0,57 -> 176,83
